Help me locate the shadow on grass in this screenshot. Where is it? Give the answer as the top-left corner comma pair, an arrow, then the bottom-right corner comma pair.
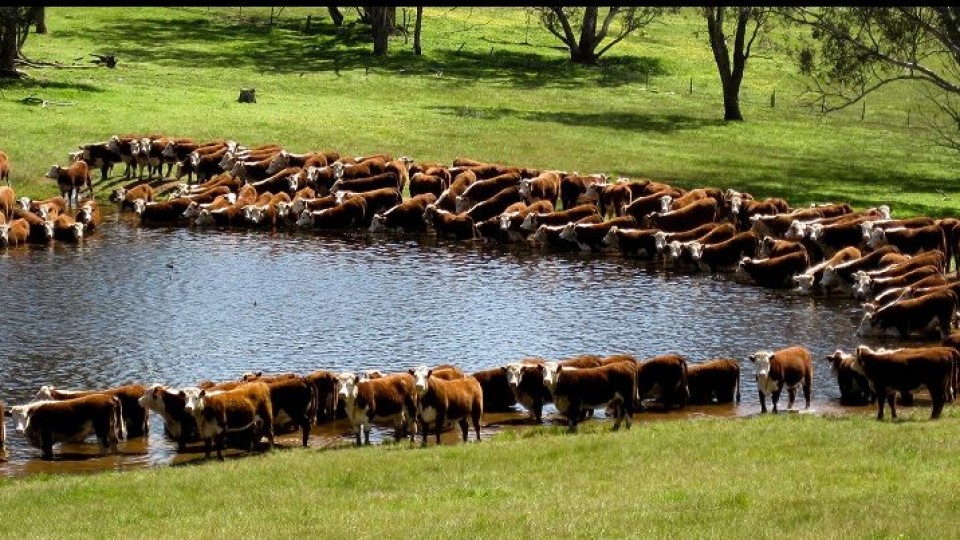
52,13 -> 666,89
0,79 -> 103,94
428,105 -> 724,134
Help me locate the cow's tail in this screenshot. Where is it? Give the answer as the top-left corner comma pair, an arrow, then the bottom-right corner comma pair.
735,363 -> 742,404
307,380 -> 319,426
114,396 -> 127,442
679,358 -> 689,409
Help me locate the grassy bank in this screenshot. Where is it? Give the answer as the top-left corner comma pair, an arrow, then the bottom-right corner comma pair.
0,7 -> 956,217
2,409 -> 960,537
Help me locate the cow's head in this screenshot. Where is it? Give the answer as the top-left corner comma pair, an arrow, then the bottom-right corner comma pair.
110,188 -> 126,204
242,204 -> 260,224
68,150 -> 83,164
758,236 -> 777,258
666,240 -> 684,260
824,349 -> 851,377
659,195 -> 673,213
734,256 -> 753,281
287,174 -> 300,193
454,196 -> 468,214
807,223 -> 827,243
0,224 -> 10,245
686,240 -> 704,261
161,141 -> 177,159
558,222 -> 578,242
34,385 -> 56,401
539,362 -> 561,393
265,151 -> 289,175
296,209 -> 314,229
747,351 -> 773,382
500,363 -> 526,394
77,204 -> 96,224
335,191 -> 351,205
275,201 -> 291,220
331,161 -> 345,180
520,212 -> 539,232
71,221 -> 85,240
45,165 -> 62,179
653,231 -> 670,254
584,181 -> 603,199
182,201 -> 201,219
785,220 -> 808,240
337,373 -> 360,404
602,226 -> 620,247
852,271 -> 873,300
499,212 -> 518,231
878,205 -> 891,220
727,191 -> 744,216
8,403 -> 38,434
138,384 -> 169,412
369,213 -> 388,233
793,273 -> 816,294
519,178 -> 533,199
194,209 -> 215,227
181,387 -> 206,417
409,365 -> 432,396
132,199 -> 148,216
17,197 -> 31,210
856,310 -> 880,337
107,136 -> 122,153
42,220 -> 55,240
866,228 -> 887,250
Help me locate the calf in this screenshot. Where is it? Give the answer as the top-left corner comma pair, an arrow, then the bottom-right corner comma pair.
265,150 -> 327,174
750,208 -> 825,239
433,169 -> 477,212
622,189 -> 682,223
540,361 -> 637,432
559,173 -> 603,210
735,250 -> 811,289
410,367 -> 483,446
686,359 -> 741,404
858,289 -> 957,338
136,197 -> 194,224
35,384 -> 148,437
370,194 -> 438,233
852,345 -> 959,420
6,394 -> 123,459
338,187 -> 402,225
463,185 -> 523,223
183,382 -> 274,460
297,197 -> 367,230
337,372 -> 417,445
12,208 -> 50,243
824,350 -> 875,405
75,199 -> 102,233
747,346 -> 813,413
46,161 -> 93,207
47,214 -> 84,243
636,354 -> 688,410
853,265 -> 942,300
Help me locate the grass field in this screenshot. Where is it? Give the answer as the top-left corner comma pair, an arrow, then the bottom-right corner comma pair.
0,7 -> 957,217
2,409 -> 960,537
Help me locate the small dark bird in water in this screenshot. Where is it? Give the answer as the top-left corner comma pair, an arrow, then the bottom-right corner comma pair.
166,262 -> 174,269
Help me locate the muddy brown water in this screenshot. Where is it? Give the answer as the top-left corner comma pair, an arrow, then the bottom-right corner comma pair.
0,211 -> 940,477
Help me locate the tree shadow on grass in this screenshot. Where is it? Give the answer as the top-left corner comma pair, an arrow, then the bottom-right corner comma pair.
0,79 -> 103,94
51,14 -> 666,89
427,105 -> 724,134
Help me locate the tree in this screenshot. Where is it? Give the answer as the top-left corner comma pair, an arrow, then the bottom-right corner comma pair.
537,7 -> 661,65
413,6 -> 422,56
327,6 -> 343,27
787,7 -> 960,151
702,7 -> 771,121
0,7 -> 33,77
360,6 -> 396,56
32,6 -> 45,34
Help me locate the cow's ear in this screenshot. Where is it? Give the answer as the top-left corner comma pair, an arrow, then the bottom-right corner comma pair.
499,366 -> 508,373
3,409 -> 11,417
178,390 -> 185,397
408,369 -> 415,376
199,390 -> 206,398
427,369 -> 434,378
747,355 -> 756,363
556,365 -> 564,373
535,364 -> 544,373
353,375 -> 360,385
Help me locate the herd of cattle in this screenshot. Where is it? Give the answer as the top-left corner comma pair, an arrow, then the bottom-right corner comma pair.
2,339 -> 960,462
2,133 -> 960,463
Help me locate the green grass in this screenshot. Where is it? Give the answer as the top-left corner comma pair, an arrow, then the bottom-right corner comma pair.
3,409 -> 960,538
0,7 -> 957,217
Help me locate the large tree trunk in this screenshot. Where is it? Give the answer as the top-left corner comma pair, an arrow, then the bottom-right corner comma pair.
722,77 -> 743,121
369,6 -> 390,56
33,6 -> 46,34
413,6 -> 422,56
327,7 -> 344,26
0,10 -> 19,76
705,7 -> 747,121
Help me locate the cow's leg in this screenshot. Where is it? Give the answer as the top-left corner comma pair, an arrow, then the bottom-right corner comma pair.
532,396 -> 543,424
353,422 -> 361,446
900,391 -> 914,406
419,417 -> 428,447
612,399 -> 624,431
458,418 -> 469,442
803,380 -> 812,409
930,383 -> 946,419
772,389 -> 781,414
301,419 -> 310,448
888,392 -> 898,419
203,437 -> 212,459
472,409 -> 482,442
787,387 -> 796,411
435,411 -> 444,445
216,433 -> 226,461
41,428 -> 54,460
363,420 -> 371,446
262,414 -> 274,450
758,391 -> 767,414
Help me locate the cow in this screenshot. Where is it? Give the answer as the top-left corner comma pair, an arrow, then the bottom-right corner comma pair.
303,370 -> 340,422
520,203 -> 599,232
138,384 -> 199,449
470,368 -> 516,412
46,213 -> 85,243
559,173 -> 602,210
852,345 -> 959,420
735,250 -> 811,289
264,377 -> 317,447
590,181 -> 634,218
852,265 -> 942,301
750,208 -> 827,239
558,215 -> 637,252
5,394 -> 124,459
11,208 -> 50,243
861,217 -> 937,244
759,237 -> 807,259
792,246 -> 862,294
747,346 -> 813,413
502,358 -> 551,422
539,360 -> 637,432
75,199 -> 102,233
297,197 -> 367,230
651,222 -> 718,257
871,275 -> 954,306
686,359 -> 741,404
409,366 -> 483,446
867,224 -> 946,255
688,231 -> 760,273
185,193 -> 237,220
409,173 -> 446,198
622,189 -> 683,223
0,217 -> 28,246
432,170 -> 477,212
864,250 -> 948,277
337,372 -> 417,445
110,183 -> 156,212
424,205 -> 475,240
183,382 -> 274,460
602,227 -> 659,259
519,172 -> 561,208
330,171 -> 401,195
636,354 -> 688,410
46,161 -> 93,207
0,185 -> 14,218
265,150 -> 327,174
734,197 -> 791,230
135,197 -> 193,224
859,289 -> 957,338
338,187 -> 402,226
463,185 -> 523,223
804,218 -> 870,257
456,173 -> 522,213
824,350 -> 875,405
35,384 -> 148,438
644,198 -> 718,232
0,150 -> 10,186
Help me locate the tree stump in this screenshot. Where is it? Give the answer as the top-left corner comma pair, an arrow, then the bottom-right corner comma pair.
238,88 -> 257,103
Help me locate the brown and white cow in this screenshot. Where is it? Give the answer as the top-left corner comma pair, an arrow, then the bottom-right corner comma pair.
643,198 -> 718,233
424,206 -> 475,240
539,360 -> 637,432
0,217 -> 28,246
636,354 -> 688,410
470,368 -> 516,412
519,172 -> 561,208
852,265 -> 942,300
858,289 -> 957,338
688,231 -> 760,273
852,345 -> 959,420
792,246 -> 862,295
46,161 -> 93,207
304,370 -> 340,422
0,185 -> 13,218
602,227 -> 659,259
138,385 -> 199,449
264,377 -> 317,447
824,350 -> 875,405
183,381 -> 274,460
867,224 -> 946,255
6,394 -> 123,459
520,203 -> 599,232
410,366 -> 483,446
0,150 -> 10,186
558,215 -> 637,252
735,250 -> 811,289
747,346 -> 813,413
370,193 -> 437,233
819,245 -> 901,295
686,359 -> 741,404
35,384 -> 148,438
337,372 -> 417,445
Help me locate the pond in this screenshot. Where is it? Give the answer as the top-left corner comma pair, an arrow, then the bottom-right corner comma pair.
0,210 -> 928,476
